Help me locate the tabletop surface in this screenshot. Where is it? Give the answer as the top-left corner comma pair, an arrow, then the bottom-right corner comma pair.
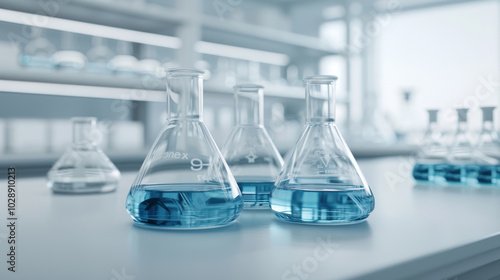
1,157 -> 500,280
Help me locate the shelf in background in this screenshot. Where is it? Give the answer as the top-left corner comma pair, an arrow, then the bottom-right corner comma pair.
0,0 -> 340,57
201,15 -> 341,57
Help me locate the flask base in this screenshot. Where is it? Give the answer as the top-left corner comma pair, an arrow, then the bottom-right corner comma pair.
270,187 -> 374,225
126,186 -> 243,230
48,180 -> 118,194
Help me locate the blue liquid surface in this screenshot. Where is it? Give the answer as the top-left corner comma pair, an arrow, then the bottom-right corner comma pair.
236,181 -> 274,209
270,185 -> 375,224
413,163 -> 500,186
126,184 -> 243,229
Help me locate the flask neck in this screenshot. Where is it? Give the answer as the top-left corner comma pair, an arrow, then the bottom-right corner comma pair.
305,79 -> 337,124
234,85 -> 263,126
72,117 -> 97,147
167,70 -> 204,121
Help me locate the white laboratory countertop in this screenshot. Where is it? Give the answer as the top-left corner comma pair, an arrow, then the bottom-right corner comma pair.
1,157 -> 500,280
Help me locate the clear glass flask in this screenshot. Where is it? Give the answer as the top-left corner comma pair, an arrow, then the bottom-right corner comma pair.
47,117 -> 120,193
412,109 -> 447,183
474,106 -> 500,185
444,108 -> 479,184
221,84 -> 284,209
126,68 -> 243,229
270,75 -> 375,224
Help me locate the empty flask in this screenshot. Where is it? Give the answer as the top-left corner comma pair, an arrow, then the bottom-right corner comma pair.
270,75 -> 375,224
126,68 -> 243,229
221,84 -> 284,209
47,117 -> 120,193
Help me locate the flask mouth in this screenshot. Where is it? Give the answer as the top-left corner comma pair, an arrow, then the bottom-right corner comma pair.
166,68 -> 204,77
234,84 -> 264,90
71,117 -> 97,124
304,75 -> 338,82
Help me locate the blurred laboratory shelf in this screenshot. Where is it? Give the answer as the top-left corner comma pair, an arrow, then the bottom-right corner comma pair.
0,78 -> 308,101
0,157 -> 499,280
201,15 -> 340,57
0,0 -> 339,57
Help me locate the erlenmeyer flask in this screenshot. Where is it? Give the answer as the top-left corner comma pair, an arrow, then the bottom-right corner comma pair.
221,84 -> 284,209
126,68 -> 243,229
270,75 -> 375,224
412,109 -> 447,183
445,108 -> 481,184
475,106 -> 500,184
47,117 -> 120,193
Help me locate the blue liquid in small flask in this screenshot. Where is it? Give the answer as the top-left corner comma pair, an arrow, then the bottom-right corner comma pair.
412,109 -> 448,184
473,106 -> 500,186
221,84 -> 284,209
270,75 -> 375,224
126,68 -> 243,229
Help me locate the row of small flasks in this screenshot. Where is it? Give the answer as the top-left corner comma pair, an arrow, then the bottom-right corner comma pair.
413,107 -> 500,186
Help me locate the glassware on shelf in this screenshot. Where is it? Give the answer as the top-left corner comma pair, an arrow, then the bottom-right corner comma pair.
270,75 -> 375,224
47,117 -> 120,193
412,109 -> 447,183
52,32 -> 87,71
136,44 -> 161,76
108,41 -> 138,76
87,37 -> 114,73
221,84 -> 284,209
126,68 -> 243,229
19,27 -> 56,69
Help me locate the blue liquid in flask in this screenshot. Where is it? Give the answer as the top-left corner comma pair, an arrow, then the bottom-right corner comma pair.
235,177 -> 275,209
270,182 -> 375,224
413,163 -> 500,186
412,163 -> 447,183
126,183 -> 243,229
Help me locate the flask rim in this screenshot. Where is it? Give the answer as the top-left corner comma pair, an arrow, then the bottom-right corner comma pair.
166,68 -> 204,77
304,75 -> 338,82
71,117 -> 97,124
233,84 -> 264,90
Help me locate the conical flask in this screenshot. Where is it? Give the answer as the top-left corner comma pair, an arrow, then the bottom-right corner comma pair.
126,68 -> 243,229
444,108 -> 482,183
221,84 -> 284,209
412,109 -> 447,183
270,75 -> 374,224
47,117 -> 120,193
474,106 -> 500,184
